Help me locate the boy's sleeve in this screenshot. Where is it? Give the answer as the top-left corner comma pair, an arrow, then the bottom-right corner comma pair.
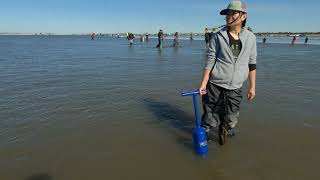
205,33 -> 218,70
249,36 -> 257,64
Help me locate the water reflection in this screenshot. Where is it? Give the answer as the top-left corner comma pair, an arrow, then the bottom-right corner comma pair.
25,173 -> 52,180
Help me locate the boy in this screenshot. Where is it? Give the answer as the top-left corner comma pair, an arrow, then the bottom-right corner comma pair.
199,0 -> 257,145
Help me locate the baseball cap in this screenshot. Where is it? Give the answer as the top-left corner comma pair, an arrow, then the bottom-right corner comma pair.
220,0 -> 247,15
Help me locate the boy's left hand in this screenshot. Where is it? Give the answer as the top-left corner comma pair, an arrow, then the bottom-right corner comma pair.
247,88 -> 255,101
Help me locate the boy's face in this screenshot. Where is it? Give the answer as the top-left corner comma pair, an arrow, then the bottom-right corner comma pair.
226,10 -> 247,27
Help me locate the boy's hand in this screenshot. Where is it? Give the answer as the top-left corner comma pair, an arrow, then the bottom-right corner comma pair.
199,85 -> 207,96
247,88 -> 255,101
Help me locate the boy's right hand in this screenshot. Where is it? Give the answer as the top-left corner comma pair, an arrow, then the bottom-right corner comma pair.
199,85 -> 207,96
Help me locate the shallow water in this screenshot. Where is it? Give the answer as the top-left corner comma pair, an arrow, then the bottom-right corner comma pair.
0,36 -> 319,180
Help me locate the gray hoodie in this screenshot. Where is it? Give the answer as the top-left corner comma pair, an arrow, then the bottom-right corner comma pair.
205,26 -> 257,90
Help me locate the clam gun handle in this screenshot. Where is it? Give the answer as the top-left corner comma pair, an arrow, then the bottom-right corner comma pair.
181,90 -> 206,96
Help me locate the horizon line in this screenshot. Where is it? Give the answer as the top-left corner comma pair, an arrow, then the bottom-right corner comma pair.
1,31 -> 320,35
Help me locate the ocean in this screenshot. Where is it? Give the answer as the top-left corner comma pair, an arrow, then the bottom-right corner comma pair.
0,35 -> 319,180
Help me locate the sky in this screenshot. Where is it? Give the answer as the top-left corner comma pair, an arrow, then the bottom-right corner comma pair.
0,0 -> 319,34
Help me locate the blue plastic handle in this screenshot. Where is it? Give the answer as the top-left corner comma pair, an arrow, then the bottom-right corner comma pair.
181,90 -> 199,96
181,90 -> 206,96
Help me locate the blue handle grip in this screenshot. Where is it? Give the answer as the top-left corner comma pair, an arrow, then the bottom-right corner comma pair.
181,90 -> 206,96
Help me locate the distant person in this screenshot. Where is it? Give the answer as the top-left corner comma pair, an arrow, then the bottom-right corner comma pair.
91,33 -> 96,40
199,0 -> 257,145
145,33 -> 149,42
190,32 -> 194,40
263,37 -> 266,44
173,32 -> 179,47
291,35 -> 297,45
156,29 -> 164,48
304,36 -> 309,45
127,32 -> 135,45
117,34 -> 120,38
140,34 -> 144,42
205,28 -> 211,47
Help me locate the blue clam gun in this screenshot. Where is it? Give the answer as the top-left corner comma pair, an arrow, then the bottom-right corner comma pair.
181,89 -> 208,155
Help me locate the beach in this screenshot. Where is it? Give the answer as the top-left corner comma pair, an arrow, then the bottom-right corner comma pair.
0,35 -> 320,180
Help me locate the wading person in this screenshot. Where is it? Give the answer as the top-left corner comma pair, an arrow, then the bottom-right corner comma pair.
304,36 -> 309,45
156,29 -> 164,48
173,32 -> 179,47
291,35 -> 297,45
199,0 -> 257,145
127,32 -> 135,45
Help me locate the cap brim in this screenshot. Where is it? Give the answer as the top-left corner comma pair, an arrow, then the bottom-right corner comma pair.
220,9 -> 228,15
220,9 -> 247,15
